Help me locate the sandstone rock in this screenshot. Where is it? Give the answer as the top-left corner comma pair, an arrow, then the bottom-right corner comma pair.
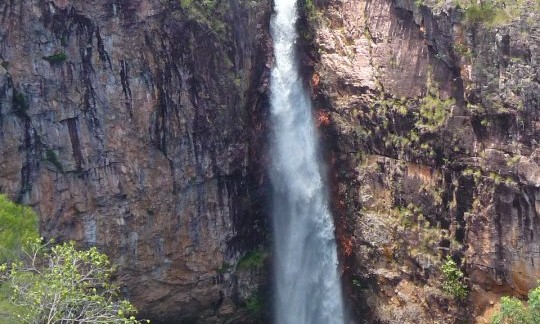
307,0 -> 540,322
0,0 -> 272,322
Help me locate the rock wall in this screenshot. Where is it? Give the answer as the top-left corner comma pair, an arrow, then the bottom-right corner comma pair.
0,0 -> 272,322
305,0 -> 540,322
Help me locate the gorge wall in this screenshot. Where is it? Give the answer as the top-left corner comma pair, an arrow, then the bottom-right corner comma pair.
1,0 -> 539,323
305,0 -> 540,322
0,0 -> 272,322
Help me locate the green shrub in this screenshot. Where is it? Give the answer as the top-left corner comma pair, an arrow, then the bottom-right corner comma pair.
177,0 -> 227,36
441,256 -> 468,300
237,248 -> 265,270
415,91 -> 454,133
0,284 -> 20,323
303,0 -> 319,24
0,197 -> 148,323
464,3 -> 497,24
1,239 -> 148,323
245,293 -> 263,317
492,283 -> 540,324
12,90 -> 29,113
42,52 -> 67,63
0,195 -> 39,263
417,0 -> 525,27
45,149 -> 63,172
458,0 -> 525,27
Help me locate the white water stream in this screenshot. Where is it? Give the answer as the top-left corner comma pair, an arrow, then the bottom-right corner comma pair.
269,1 -> 346,323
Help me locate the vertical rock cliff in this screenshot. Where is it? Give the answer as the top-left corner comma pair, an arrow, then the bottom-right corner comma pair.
304,0 -> 540,322
0,0 -> 272,322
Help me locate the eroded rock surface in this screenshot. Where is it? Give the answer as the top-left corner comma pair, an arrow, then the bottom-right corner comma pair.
306,0 -> 540,322
0,0 -> 272,322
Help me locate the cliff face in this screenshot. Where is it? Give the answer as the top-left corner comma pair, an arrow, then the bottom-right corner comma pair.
0,0 -> 271,322
3,0 -> 539,322
306,0 -> 540,322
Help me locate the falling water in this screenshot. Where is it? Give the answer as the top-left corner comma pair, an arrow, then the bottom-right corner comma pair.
269,1 -> 345,323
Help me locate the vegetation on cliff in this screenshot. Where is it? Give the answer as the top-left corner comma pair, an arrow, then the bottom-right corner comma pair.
441,256 -> 468,300
0,196 -> 146,323
303,0 -> 539,321
0,195 -> 39,263
417,0 -> 538,27
492,283 -> 540,324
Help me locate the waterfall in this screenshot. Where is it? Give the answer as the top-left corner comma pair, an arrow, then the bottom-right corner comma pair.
269,1 -> 346,323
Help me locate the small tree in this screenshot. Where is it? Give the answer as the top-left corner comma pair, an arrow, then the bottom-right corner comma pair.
0,195 -> 148,323
0,195 -> 39,263
1,239 -> 147,323
441,256 -> 468,300
492,283 -> 540,324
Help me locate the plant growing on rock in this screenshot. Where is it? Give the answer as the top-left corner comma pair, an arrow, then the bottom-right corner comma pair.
245,293 -> 264,318
415,93 -> 455,133
1,239 -> 148,324
0,196 -> 147,323
303,0 -> 320,24
42,52 -> 67,63
492,282 -> 540,324
12,90 -> 29,114
441,256 -> 468,300
237,248 -> 265,270
0,195 -> 39,263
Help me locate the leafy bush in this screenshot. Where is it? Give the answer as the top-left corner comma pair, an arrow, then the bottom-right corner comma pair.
416,0 -> 526,27
0,195 -> 39,263
237,248 -> 265,270
415,93 -> 454,133
45,149 -> 63,172
457,0 -> 526,27
492,283 -> 540,324
42,52 -> 67,63
303,0 -> 320,24
0,196 -> 147,323
12,90 -> 29,113
464,3 -> 497,24
177,0 -> 227,36
1,239 -> 148,323
245,294 -> 263,317
441,256 -> 468,300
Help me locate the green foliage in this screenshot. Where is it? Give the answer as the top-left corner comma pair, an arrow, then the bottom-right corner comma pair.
489,172 -> 503,185
45,149 -> 63,172
492,296 -> 529,324
491,283 -> 540,324
303,0 -> 320,24
237,248 -> 265,270
464,3 -> 498,24
177,0 -> 228,36
506,155 -> 521,167
245,293 -> 263,317
458,0 -> 526,27
42,52 -> 67,63
0,195 -> 39,263
416,0 -> 526,27
415,93 -> 454,133
0,239 -> 148,323
216,262 -> 231,274
12,90 -> 29,113
392,205 -> 416,228
441,256 -> 468,300
453,43 -> 472,58
463,168 -> 482,182
0,283 -> 21,323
